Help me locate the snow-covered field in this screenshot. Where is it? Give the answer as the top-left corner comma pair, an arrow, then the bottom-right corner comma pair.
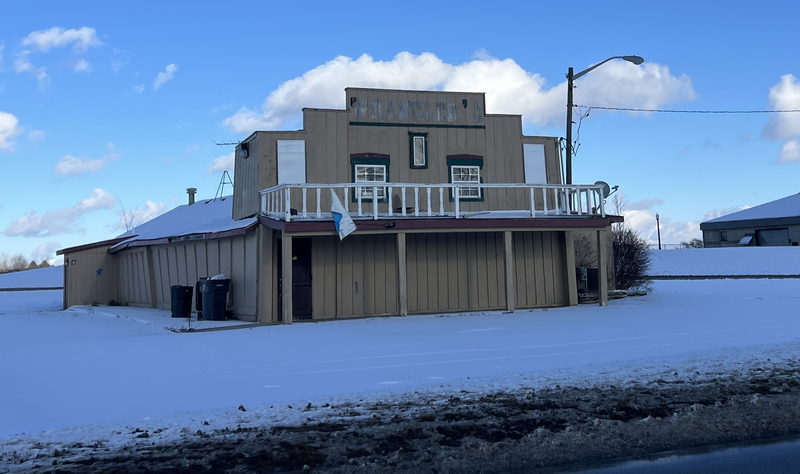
1,250 -> 799,471
648,246 -> 800,276
0,266 -> 62,289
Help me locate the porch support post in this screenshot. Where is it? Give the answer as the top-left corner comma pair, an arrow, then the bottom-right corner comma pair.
145,247 -> 158,308
596,229 -> 608,306
397,232 -> 408,316
256,226 -> 273,323
564,231 -> 578,306
281,232 -> 293,323
504,230 -> 515,312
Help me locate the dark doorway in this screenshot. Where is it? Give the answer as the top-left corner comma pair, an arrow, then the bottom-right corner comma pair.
756,228 -> 789,246
292,238 -> 313,320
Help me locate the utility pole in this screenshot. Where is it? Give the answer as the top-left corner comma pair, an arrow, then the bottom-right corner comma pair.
565,67 -> 574,185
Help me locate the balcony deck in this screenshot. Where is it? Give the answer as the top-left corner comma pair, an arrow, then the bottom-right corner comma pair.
260,182 -> 608,223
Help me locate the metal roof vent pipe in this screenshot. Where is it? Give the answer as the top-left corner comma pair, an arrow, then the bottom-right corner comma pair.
187,187 -> 197,205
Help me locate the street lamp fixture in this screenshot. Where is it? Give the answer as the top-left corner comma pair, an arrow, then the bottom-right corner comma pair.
565,55 -> 644,184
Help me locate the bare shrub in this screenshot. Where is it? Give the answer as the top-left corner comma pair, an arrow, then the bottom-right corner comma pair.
573,233 -> 595,268
613,226 -> 650,290
682,238 -> 704,248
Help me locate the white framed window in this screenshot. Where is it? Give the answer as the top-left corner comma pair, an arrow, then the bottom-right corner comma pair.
410,134 -> 427,168
354,164 -> 387,200
450,165 -> 481,199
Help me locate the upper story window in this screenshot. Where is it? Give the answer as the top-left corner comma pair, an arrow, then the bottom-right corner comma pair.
446,155 -> 483,201
355,164 -> 386,199
409,132 -> 428,168
351,153 -> 390,202
451,166 -> 481,198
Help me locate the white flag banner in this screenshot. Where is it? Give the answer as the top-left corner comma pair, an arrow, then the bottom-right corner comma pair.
330,189 -> 356,240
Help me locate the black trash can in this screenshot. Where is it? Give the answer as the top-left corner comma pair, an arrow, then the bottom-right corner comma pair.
195,277 -> 207,319
199,279 -> 230,321
170,285 -> 193,318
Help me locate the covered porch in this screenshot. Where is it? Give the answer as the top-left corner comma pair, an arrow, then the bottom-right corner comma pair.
255,213 -> 620,324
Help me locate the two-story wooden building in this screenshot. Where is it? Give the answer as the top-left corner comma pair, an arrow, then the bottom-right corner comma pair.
59,87 -> 621,323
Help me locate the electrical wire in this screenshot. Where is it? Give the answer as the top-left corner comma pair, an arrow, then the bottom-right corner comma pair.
573,105 -> 800,114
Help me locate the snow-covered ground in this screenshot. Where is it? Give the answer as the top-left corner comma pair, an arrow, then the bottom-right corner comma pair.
1,278 -> 799,440
1,257 -> 799,471
0,265 -> 63,289
648,246 -> 800,276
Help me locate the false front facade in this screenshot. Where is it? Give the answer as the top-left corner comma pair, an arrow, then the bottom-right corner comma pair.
237,88 -> 620,323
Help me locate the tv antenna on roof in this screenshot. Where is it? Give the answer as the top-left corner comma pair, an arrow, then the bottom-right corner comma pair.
214,170 -> 233,200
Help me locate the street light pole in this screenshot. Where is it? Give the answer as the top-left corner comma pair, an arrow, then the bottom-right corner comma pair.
565,55 -> 644,185
656,213 -> 662,250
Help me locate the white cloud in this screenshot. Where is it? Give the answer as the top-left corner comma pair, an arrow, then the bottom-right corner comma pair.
626,198 -> 664,211
31,241 -> 61,262
610,194 -> 700,245
14,54 -> 49,89
208,152 -> 234,174
764,74 -> 800,163
55,155 -> 106,175
116,200 -> 168,231
20,26 -> 100,53
132,84 -> 145,94
224,52 -> 696,133
779,139 -> 800,163
54,142 -> 119,176
623,209 -> 701,246
4,188 -> 116,237
27,129 -> 45,142
764,74 -> 800,140
73,58 -> 91,73
0,111 -> 22,150
15,27 -> 99,86
702,205 -> 752,221
153,63 -> 178,90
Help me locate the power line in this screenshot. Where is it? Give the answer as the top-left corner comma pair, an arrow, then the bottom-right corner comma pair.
573,105 -> 800,114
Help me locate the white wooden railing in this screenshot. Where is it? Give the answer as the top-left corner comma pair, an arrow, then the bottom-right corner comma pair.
259,183 -> 606,222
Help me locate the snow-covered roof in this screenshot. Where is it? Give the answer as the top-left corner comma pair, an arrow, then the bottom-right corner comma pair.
110,196 -> 256,252
704,192 -> 800,224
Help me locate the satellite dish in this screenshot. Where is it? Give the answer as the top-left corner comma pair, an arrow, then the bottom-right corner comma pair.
594,181 -> 612,198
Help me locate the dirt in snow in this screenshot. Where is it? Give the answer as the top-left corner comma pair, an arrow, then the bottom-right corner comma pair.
4,360 -> 800,473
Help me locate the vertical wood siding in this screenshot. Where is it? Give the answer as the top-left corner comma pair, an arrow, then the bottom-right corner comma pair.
513,231 -> 568,308
309,234 -> 398,319
116,233 -> 258,320
116,248 -> 150,306
233,131 -> 307,220
63,246 -> 118,307
406,232 -> 506,314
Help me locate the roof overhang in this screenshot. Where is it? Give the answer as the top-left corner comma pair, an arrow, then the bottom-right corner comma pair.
56,237 -> 131,256
109,221 -> 258,253
700,216 -> 800,231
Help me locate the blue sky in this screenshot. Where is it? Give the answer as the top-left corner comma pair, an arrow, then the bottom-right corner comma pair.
2,1 -> 799,261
